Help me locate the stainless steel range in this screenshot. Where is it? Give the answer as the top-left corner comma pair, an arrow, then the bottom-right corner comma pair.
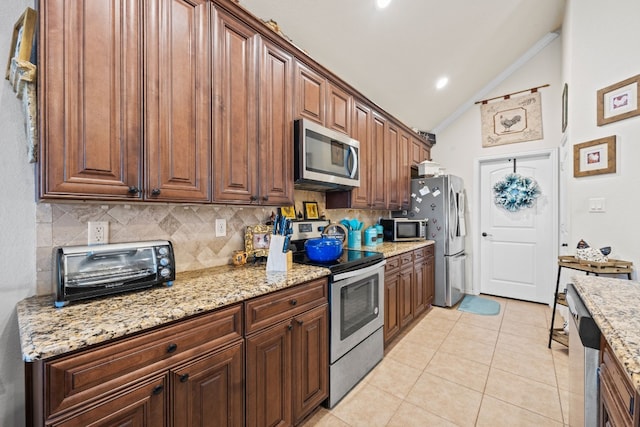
290,220 -> 385,408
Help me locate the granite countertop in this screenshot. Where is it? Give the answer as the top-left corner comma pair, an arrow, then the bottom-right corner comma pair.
572,275 -> 640,393
16,263 -> 331,362
16,240 -> 433,362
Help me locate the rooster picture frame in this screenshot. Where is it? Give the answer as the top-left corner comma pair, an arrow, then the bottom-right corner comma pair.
480,92 -> 543,147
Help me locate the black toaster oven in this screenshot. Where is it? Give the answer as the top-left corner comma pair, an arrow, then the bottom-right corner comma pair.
55,240 -> 175,307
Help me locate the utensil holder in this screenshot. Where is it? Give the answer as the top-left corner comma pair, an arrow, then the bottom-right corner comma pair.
266,235 -> 291,272
348,230 -> 361,249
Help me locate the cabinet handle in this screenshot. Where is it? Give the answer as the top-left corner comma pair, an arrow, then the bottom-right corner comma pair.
152,384 -> 164,395
262,195 -> 269,201
297,319 -> 304,326
287,323 -> 293,331
151,188 -> 161,196
166,343 -> 178,353
128,186 -> 140,195
179,373 -> 190,383
290,299 -> 297,306
250,195 -> 258,202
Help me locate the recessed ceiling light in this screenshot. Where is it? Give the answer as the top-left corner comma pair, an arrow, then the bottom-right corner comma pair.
376,0 -> 392,9
436,77 -> 449,90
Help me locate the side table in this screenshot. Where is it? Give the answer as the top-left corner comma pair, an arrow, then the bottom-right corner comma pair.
547,256 -> 633,348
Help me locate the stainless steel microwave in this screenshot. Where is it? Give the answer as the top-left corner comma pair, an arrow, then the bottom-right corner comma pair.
294,118 -> 360,191
380,218 -> 427,242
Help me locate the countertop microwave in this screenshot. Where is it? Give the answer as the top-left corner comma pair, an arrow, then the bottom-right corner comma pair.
294,118 -> 360,191
380,218 -> 427,242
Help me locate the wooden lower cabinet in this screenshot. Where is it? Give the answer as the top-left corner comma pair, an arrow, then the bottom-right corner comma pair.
245,280 -> 329,427
384,246 -> 435,347
599,338 -> 640,427
172,342 -> 244,427
49,375 -> 167,427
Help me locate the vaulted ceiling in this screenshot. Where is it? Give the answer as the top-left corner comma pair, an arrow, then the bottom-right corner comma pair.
238,0 -> 565,134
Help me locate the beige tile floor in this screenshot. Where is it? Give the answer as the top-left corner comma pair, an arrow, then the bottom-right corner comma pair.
302,295 -> 570,427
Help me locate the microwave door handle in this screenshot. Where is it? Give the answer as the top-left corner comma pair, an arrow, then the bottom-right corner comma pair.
348,146 -> 358,179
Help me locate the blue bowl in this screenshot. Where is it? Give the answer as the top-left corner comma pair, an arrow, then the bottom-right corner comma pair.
305,236 -> 343,262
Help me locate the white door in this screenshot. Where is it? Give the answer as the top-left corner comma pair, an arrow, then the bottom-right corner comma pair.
478,150 -> 557,304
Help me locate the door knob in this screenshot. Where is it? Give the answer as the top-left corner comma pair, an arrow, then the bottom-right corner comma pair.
482,232 -> 492,237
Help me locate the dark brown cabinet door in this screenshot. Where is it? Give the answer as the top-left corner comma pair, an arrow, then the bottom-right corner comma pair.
292,305 -> 328,424
349,101 -> 372,208
145,0 -> 211,202
295,61 -> 325,125
384,268 -> 401,346
386,123 -> 400,210
327,83 -> 352,135
399,132 -> 411,209
413,256 -> 427,317
411,137 -> 431,168
258,38 -> 294,205
371,112 -> 387,209
51,376 -> 167,427
246,321 -> 292,427
425,249 -> 435,306
213,8 -> 259,203
399,267 -> 414,327
40,0 -> 143,200
172,341 -> 244,427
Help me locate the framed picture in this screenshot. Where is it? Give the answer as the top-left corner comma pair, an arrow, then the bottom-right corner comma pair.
573,136 -> 616,177
279,206 -> 296,219
480,92 -> 543,147
5,7 -> 37,80
597,75 -> 640,126
561,83 -> 568,133
245,224 -> 272,258
303,201 -> 319,220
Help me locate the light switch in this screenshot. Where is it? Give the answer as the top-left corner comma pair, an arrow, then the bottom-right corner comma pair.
588,198 -> 606,213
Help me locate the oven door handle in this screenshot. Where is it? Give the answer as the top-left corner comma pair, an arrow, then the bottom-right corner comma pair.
332,260 -> 386,282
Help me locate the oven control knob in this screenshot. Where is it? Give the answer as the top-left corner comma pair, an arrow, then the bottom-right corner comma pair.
160,257 -> 170,266
374,307 -> 379,315
160,268 -> 172,278
158,247 -> 169,256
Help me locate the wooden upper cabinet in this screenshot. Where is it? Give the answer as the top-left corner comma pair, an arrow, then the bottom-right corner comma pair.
371,112 -> 387,209
386,123 -> 400,210
145,0 -> 211,202
212,8 -> 259,203
399,131 -> 411,209
258,38 -> 294,205
411,136 -> 431,167
295,61 -> 326,125
39,0 -> 144,200
327,83 -> 352,135
349,101 -> 372,208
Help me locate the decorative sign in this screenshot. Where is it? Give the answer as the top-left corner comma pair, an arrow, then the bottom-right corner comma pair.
481,92 -> 543,147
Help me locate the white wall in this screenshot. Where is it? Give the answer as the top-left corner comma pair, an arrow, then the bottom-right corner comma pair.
563,0 -> 640,275
0,1 -> 36,425
432,36 -> 564,294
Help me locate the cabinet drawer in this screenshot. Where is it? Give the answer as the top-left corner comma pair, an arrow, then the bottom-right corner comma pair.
413,247 -> 427,261
245,278 -> 328,334
400,252 -> 414,267
45,304 -> 243,417
385,256 -> 400,272
425,245 -> 434,256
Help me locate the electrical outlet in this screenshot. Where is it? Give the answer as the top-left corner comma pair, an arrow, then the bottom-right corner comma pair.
88,221 -> 109,245
215,219 -> 226,237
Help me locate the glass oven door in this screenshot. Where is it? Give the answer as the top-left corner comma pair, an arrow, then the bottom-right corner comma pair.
330,261 -> 385,363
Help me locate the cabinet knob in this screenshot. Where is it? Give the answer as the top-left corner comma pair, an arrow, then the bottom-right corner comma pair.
151,188 -> 161,196
250,195 -> 258,202
166,343 -> 178,353
297,319 -> 304,326
179,373 -> 189,383
127,186 -> 140,195
290,299 -> 297,306
262,195 -> 269,201
152,384 -> 164,395
287,323 -> 293,331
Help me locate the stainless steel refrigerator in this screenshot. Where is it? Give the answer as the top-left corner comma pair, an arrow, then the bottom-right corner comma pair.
399,175 -> 466,307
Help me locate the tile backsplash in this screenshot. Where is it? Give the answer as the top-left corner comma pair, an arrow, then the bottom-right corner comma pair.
35,190 -> 388,295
